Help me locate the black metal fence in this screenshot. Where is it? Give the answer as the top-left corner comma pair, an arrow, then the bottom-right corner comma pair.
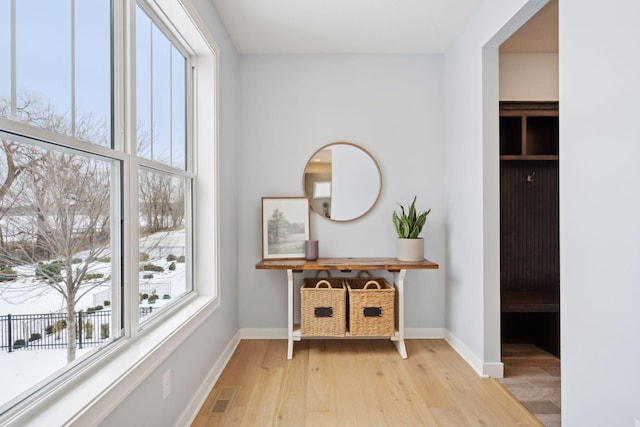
0,307 -> 154,352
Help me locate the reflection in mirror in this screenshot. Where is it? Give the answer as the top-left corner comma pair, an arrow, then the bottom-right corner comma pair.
303,142 -> 382,221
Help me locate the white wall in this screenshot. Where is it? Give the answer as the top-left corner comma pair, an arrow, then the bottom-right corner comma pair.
443,0 -> 547,374
447,0 -> 640,422
238,55 -> 446,331
98,0 -> 240,425
559,0 -> 640,425
94,0 -> 640,424
499,53 -> 558,101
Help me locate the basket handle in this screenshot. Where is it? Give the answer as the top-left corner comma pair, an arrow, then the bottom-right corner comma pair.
363,280 -> 381,289
356,270 -> 372,278
315,279 -> 332,288
314,270 -> 332,278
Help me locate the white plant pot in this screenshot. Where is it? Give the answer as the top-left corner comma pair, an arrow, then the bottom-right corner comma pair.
397,238 -> 424,262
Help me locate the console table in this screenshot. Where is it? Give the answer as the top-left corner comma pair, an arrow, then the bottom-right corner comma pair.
255,257 -> 439,359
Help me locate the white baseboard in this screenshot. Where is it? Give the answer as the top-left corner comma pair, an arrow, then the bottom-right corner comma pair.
236,328 -> 504,377
178,330 -> 241,426
404,328 -> 445,339
239,328 -> 504,378
483,362 -> 504,378
239,328 -> 446,340
444,329 -> 484,376
240,328 -> 288,339
444,330 -> 503,378
237,328 -> 504,377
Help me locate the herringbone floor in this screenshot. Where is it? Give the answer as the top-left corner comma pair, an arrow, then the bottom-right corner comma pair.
498,343 -> 561,427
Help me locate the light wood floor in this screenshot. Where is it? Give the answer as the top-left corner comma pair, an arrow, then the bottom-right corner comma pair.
192,339 -> 542,426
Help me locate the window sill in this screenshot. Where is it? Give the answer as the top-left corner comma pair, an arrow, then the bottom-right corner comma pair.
6,295 -> 219,426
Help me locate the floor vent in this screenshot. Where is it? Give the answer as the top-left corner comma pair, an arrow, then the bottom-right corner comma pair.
210,385 -> 239,415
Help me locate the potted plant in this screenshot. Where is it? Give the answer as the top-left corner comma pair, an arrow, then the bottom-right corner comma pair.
392,196 -> 431,261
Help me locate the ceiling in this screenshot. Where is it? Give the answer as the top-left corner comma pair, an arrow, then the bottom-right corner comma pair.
209,0 -> 557,55
209,0 -> 483,54
500,0 -> 558,53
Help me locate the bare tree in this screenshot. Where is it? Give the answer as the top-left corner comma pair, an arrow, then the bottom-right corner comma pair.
2,94 -> 184,362
1,95 -> 112,363
0,140 -> 25,249
136,121 -> 185,235
0,98 -> 47,247
139,170 -> 184,234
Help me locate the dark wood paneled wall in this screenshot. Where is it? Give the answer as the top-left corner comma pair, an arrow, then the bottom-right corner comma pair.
500,160 -> 559,300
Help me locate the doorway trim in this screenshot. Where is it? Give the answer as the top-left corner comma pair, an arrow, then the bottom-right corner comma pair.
480,0 -> 550,377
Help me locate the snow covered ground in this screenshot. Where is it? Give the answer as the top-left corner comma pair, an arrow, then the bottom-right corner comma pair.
0,230 -> 186,408
0,346 -> 97,409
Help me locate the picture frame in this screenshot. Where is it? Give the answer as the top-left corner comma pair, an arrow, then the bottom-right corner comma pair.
262,197 -> 310,259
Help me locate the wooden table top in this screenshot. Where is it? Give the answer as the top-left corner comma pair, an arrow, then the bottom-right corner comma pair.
255,257 -> 439,272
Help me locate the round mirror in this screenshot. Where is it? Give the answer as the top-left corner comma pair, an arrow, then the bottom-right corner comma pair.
303,142 -> 382,221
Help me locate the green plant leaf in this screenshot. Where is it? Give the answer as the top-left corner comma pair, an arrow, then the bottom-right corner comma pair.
392,211 -> 401,236
392,197 -> 430,239
400,218 -> 410,238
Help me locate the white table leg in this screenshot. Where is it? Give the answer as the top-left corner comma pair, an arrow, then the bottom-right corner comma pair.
287,269 -> 294,359
393,269 -> 408,358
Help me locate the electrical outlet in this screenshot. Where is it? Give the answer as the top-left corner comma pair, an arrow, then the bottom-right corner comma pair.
163,369 -> 171,400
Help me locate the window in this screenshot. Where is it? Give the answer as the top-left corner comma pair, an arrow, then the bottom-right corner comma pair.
313,181 -> 331,199
0,1 -> 10,102
138,169 -> 191,322
2,0 -> 111,145
136,5 -> 187,169
135,3 -> 193,324
0,0 -> 215,419
0,132 -> 122,406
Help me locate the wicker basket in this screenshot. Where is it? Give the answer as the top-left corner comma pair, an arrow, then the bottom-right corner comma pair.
346,277 -> 395,336
300,277 -> 347,337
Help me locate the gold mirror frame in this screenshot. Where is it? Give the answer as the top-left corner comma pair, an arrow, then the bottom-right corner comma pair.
302,142 -> 382,222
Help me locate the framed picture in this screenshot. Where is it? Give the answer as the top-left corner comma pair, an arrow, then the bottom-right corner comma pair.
262,197 -> 310,259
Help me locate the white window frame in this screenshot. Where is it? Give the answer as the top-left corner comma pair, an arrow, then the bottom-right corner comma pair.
132,1 -> 196,329
0,0 -> 219,424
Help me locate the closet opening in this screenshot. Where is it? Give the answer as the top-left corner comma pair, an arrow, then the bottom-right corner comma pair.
499,101 -> 559,358
498,0 -> 559,360
496,1 -> 561,424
